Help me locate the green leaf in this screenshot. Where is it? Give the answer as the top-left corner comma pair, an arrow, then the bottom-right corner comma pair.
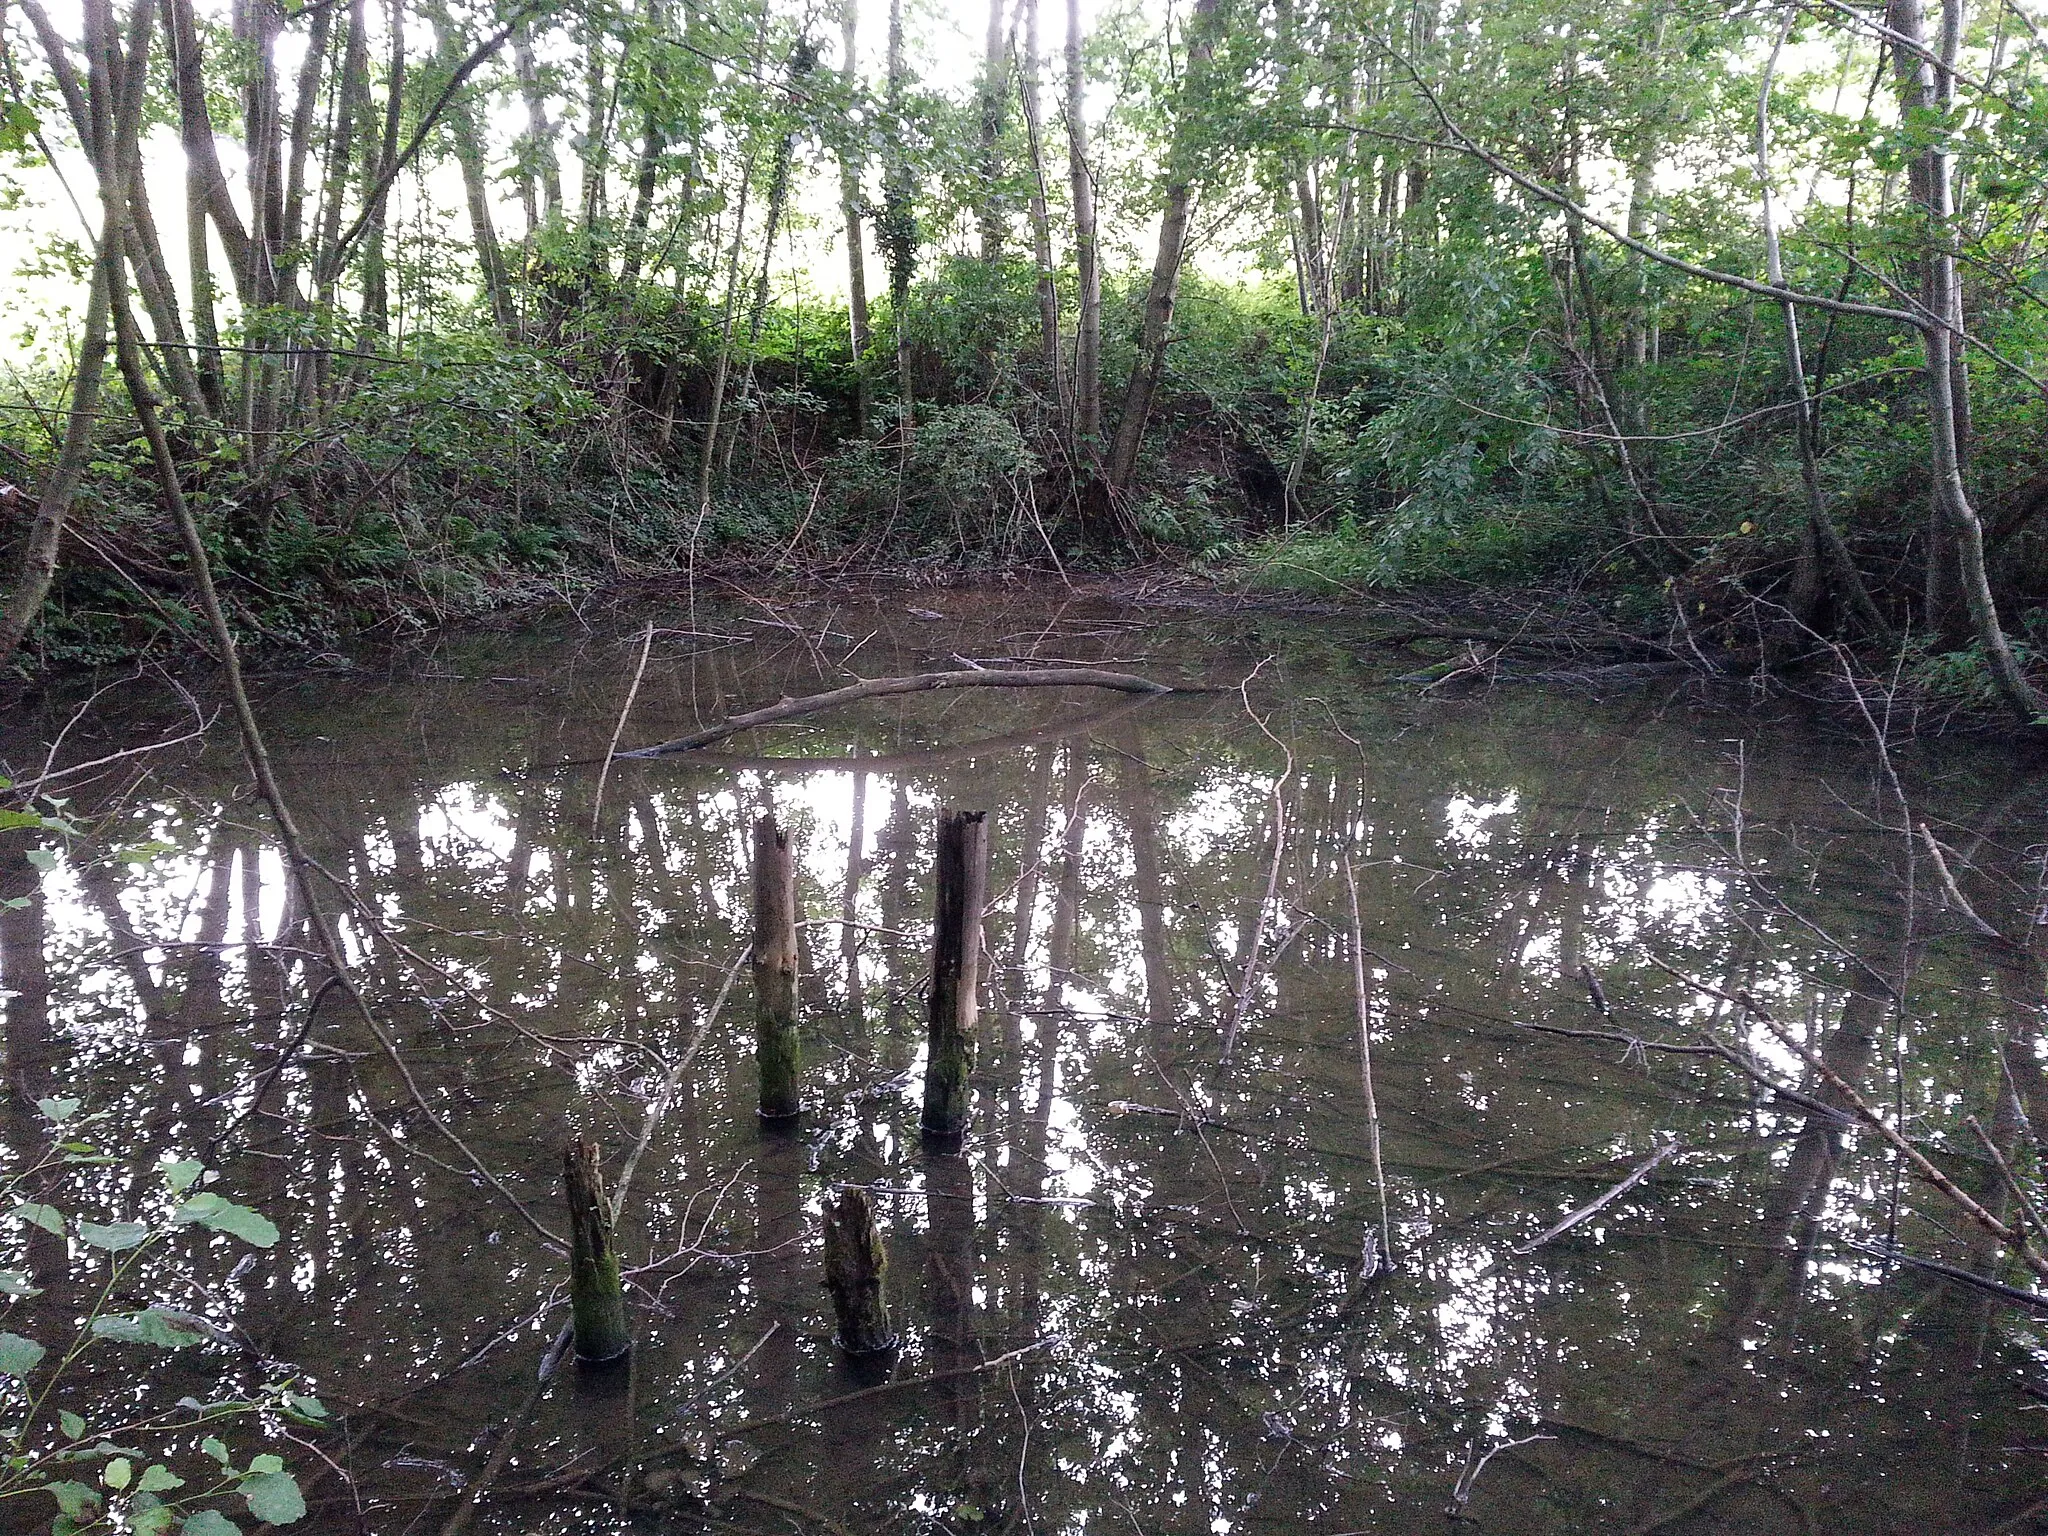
59,1411 -> 84,1439
77,1221 -> 149,1251
0,1270 -> 44,1297
136,1466 -> 184,1494
200,1438 -> 230,1466
43,1481 -> 99,1519
0,1332 -> 45,1376
161,1161 -> 204,1195
89,1309 -> 204,1349
0,94 -> 30,159
35,1098 -> 79,1123
24,848 -> 58,873
282,1394 -> 326,1422
244,1456 -> 283,1476
11,1203 -> 65,1236
103,1458 -> 131,1490
133,1504 -> 176,1536
171,1195 -> 278,1249
182,1513 -> 241,1536
240,1472 -> 303,1525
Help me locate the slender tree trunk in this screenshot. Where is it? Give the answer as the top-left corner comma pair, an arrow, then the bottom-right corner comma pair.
1335,55 -> 1364,306
881,0 -> 916,431
1017,0 -> 1063,412
837,0 -> 872,435
186,154 -> 225,415
356,0 -> 406,345
580,23 -> 613,236
163,0 -> 252,291
618,0 -> 670,294
977,0 -> 1005,264
311,0 -> 367,403
1065,0 -> 1100,448
0,249 -> 112,669
1103,0 -> 1219,500
514,21 -> 564,225
696,135 -> 758,512
0,0 -> 147,669
1757,15 -> 1891,643
1889,0 -> 2039,722
27,0 -> 205,419
431,5 -> 516,330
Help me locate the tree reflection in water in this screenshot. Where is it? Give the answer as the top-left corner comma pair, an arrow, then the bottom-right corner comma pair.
0,591 -> 2043,1533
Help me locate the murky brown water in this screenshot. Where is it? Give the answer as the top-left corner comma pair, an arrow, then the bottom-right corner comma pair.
2,587 -> 2045,1534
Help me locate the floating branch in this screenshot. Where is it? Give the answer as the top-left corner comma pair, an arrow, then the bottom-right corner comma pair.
616,668 -> 1179,758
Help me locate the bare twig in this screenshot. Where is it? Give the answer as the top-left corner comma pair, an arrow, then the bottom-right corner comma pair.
1505,1139 -> 1682,1258
1446,1433 -> 1553,1520
590,622 -> 656,834
1918,822 -> 2006,941
1342,854 -> 1393,1273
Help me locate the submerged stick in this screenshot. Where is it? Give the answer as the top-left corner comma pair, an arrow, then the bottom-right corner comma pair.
821,1187 -> 897,1354
752,816 -> 802,1122
590,621 -> 656,833
1507,1139 -> 1681,1258
563,1139 -> 632,1365
1342,855 -> 1394,1275
922,809 -> 989,1140
617,668 -> 1177,757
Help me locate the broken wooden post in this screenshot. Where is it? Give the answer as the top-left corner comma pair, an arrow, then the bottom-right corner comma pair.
563,1138 -> 632,1365
822,1186 -> 897,1355
752,814 -> 801,1122
921,809 -> 988,1140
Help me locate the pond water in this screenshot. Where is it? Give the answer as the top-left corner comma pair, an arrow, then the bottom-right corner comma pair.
1,587 -> 2045,1535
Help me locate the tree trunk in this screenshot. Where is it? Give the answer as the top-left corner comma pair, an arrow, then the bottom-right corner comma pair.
977,0 -> 1005,264
513,20 -> 564,226
1102,0 -> 1219,500
163,0 -> 252,293
0,0 -> 147,669
1017,0 -> 1063,411
356,0 -> 406,345
881,0 -> 916,431
618,0 -> 670,294
1757,15 -> 1892,643
1889,0 -> 2040,723
580,24 -> 613,234
1065,0 -> 1100,448
837,0 -> 872,436
431,5 -> 516,331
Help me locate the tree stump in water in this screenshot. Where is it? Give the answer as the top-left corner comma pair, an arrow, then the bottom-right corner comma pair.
921,809 -> 988,1140
822,1186 -> 897,1354
752,815 -> 801,1122
563,1138 -> 632,1365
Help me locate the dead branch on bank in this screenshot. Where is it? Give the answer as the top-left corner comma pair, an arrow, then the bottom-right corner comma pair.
615,666 -> 1182,757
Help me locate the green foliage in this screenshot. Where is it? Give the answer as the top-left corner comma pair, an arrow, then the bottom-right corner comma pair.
0,1107 -> 313,1535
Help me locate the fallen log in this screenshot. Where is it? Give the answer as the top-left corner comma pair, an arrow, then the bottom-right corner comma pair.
615,667 -> 1179,758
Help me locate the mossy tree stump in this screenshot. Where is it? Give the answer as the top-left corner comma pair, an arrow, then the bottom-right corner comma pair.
752,814 -> 801,1122
821,1186 -> 897,1354
921,809 -> 988,1140
563,1138 -> 632,1366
